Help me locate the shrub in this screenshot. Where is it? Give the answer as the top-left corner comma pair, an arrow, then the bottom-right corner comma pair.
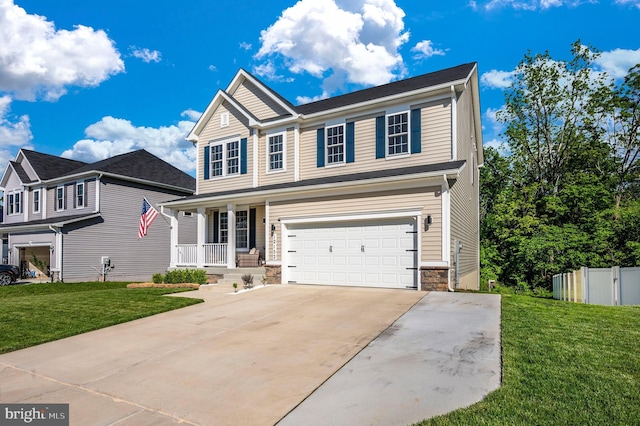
152,273 -> 164,284
163,269 -> 207,285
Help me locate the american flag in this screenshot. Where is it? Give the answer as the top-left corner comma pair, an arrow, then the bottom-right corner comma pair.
138,197 -> 159,239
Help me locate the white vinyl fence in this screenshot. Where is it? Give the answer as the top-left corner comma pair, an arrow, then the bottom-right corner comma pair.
553,266 -> 640,306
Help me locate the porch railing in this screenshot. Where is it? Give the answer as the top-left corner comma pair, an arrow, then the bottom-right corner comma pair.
174,243 -> 228,266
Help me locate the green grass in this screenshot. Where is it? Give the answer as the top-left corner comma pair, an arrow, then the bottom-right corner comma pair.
416,294 -> 640,425
0,281 -> 202,354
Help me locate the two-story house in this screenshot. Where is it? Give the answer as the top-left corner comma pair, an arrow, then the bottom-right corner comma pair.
161,63 -> 483,291
0,149 -> 196,282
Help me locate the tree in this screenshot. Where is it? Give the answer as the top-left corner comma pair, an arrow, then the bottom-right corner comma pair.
481,42 -> 640,290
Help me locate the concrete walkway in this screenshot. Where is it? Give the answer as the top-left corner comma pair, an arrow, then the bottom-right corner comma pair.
279,292 -> 502,425
0,285 -> 500,425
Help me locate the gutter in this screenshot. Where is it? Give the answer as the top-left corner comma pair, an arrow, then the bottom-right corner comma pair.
442,174 -> 455,293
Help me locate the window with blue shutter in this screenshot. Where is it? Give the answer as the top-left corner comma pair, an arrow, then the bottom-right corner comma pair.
316,128 -> 325,167
346,121 -> 355,163
203,146 -> 210,180
410,108 -> 421,154
240,138 -> 247,174
375,116 -> 385,159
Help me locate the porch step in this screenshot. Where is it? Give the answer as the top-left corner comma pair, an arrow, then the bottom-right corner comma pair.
205,267 -> 266,286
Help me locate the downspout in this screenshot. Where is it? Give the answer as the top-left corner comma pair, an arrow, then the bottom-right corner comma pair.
442,174 -> 454,292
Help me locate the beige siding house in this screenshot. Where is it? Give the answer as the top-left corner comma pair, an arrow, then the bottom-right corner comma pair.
162,63 -> 483,290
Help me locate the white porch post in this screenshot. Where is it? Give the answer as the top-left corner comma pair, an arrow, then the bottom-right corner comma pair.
227,203 -> 236,269
196,207 -> 206,268
167,208 -> 178,268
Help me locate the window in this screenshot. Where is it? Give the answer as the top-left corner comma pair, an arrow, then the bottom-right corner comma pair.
227,141 -> 239,175
76,182 -> 85,208
326,125 -> 345,165
236,211 -> 248,249
211,144 -> 223,177
219,210 -> 249,249
56,186 -> 65,211
387,112 -> 409,156
33,189 -> 40,214
220,111 -> 229,128
268,133 -> 284,171
7,191 -> 21,215
210,140 -> 240,178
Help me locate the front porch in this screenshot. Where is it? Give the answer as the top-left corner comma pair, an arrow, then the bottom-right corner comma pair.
173,243 -> 229,267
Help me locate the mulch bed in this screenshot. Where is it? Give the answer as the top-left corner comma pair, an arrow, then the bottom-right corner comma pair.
126,283 -> 200,289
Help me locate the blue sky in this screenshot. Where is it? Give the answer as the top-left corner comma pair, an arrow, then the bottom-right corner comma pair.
0,0 -> 638,177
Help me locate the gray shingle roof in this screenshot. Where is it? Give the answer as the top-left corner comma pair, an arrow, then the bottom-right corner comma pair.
20,150 -> 88,181
64,150 -> 195,192
10,161 -> 34,184
294,63 -> 476,115
170,160 -> 466,203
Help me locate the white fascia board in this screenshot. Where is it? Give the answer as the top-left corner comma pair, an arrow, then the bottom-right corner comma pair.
235,70 -> 298,117
300,78 -> 469,121
0,162 -> 15,189
160,166 -> 463,209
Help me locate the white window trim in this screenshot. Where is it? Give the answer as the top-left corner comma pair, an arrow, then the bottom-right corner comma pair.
325,123 -> 346,167
209,137 -> 241,179
266,131 -> 286,174
220,111 -> 229,128
386,110 -> 411,159
55,186 -> 65,211
75,181 -> 85,209
219,209 -> 250,250
33,188 -> 40,214
7,190 -> 21,216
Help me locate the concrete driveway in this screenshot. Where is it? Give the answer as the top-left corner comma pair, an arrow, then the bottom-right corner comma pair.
0,285 -> 501,425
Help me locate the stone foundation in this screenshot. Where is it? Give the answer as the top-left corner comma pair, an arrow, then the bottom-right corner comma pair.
265,265 -> 281,284
420,267 -> 449,291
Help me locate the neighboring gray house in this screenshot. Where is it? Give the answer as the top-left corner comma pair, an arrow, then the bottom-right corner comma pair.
0,149 -> 196,282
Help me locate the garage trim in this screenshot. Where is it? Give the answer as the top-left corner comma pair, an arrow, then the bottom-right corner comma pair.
281,209 -> 421,289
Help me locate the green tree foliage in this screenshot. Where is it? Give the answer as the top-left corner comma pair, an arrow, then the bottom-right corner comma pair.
482,42 -> 640,290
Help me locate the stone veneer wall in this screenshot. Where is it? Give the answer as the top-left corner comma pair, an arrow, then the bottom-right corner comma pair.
420,267 -> 449,291
265,265 -> 281,284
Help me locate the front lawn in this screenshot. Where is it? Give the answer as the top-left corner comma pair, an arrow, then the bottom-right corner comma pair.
0,281 -> 202,354
416,294 -> 640,425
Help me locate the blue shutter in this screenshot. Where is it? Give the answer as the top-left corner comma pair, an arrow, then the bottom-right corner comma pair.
213,211 -> 219,243
316,128 -> 325,167
375,116 -> 385,159
346,122 -> 355,163
411,108 -> 421,154
203,146 -> 210,180
240,138 -> 247,174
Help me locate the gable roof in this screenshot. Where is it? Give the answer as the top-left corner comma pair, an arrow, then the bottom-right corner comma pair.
20,149 -> 88,181
65,150 -> 195,192
1,149 -> 194,193
188,62 -> 478,141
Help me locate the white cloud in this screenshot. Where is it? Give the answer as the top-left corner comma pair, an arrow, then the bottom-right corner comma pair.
60,112 -> 199,173
0,0 -> 124,101
477,0 -> 594,11
615,0 -> 640,8
255,0 -> 409,91
239,42 -> 252,51
594,48 -> 640,80
411,40 -> 445,59
130,47 -> 161,63
0,95 -> 33,148
480,69 -> 515,89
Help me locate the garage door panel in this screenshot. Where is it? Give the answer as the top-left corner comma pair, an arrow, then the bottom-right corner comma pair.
287,218 -> 417,289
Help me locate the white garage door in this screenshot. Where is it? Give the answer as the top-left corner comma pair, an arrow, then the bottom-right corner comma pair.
286,218 -> 417,289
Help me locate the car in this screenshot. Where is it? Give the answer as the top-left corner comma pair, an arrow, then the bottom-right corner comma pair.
0,264 -> 21,286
